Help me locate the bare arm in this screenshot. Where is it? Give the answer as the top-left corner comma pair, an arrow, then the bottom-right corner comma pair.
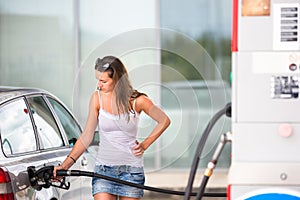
53,92 -> 99,176
132,95 -> 170,156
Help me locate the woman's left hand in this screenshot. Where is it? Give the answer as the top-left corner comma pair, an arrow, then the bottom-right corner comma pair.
132,141 -> 145,156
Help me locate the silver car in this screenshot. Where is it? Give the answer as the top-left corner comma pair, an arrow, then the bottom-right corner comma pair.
0,87 -> 96,200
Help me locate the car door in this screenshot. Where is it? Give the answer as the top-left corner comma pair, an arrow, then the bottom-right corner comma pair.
45,95 -> 95,200
0,96 -> 61,200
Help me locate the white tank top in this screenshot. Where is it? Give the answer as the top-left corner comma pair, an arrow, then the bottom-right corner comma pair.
95,91 -> 143,167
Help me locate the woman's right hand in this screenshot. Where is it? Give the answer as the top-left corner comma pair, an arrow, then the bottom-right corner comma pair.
53,165 -> 67,178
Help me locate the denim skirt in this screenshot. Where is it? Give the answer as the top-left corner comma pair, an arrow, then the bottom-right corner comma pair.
92,165 -> 145,198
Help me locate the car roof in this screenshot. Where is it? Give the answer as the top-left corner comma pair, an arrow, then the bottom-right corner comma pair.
0,86 -> 48,104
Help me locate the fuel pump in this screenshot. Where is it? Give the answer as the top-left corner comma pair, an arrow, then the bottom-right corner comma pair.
229,0 -> 300,199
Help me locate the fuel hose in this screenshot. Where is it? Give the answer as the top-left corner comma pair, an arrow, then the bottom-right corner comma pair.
184,102 -> 231,200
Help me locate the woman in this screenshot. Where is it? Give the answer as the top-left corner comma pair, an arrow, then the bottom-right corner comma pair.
54,56 -> 170,200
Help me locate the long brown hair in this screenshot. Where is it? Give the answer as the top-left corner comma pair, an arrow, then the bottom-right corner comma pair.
95,56 -> 146,117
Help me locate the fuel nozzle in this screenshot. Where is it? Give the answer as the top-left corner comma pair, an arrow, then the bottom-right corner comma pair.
27,166 -> 70,191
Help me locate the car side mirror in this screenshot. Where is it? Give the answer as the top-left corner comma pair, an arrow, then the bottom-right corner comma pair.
68,138 -> 77,147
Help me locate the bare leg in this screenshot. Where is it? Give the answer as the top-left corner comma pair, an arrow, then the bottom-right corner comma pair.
119,196 -> 140,200
94,192 -> 117,200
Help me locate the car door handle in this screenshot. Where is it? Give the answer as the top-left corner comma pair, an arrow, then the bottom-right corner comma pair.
81,156 -> 88,166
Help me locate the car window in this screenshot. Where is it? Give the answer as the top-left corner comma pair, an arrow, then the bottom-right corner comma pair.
26,96 -> 64,149
0,98 -> 37,155
46,97 -> 81,146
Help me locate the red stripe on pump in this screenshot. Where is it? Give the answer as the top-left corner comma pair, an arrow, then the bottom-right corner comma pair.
231,0 -> 238,52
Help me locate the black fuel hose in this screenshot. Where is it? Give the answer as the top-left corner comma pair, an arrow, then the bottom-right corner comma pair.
196,175 -> 210,199
184,102 -> 231,200
196,131 -> 232,200
55,169 -> 226,197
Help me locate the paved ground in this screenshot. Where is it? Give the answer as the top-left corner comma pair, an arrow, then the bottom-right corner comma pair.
144,189 -> 226,200
142,169 -> 228,200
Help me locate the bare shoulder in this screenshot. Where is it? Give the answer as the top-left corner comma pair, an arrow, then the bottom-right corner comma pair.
90,91 -> 100,112
92,90 -> 98,99
134,94 -> 154,113
136,94 -> 153,105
